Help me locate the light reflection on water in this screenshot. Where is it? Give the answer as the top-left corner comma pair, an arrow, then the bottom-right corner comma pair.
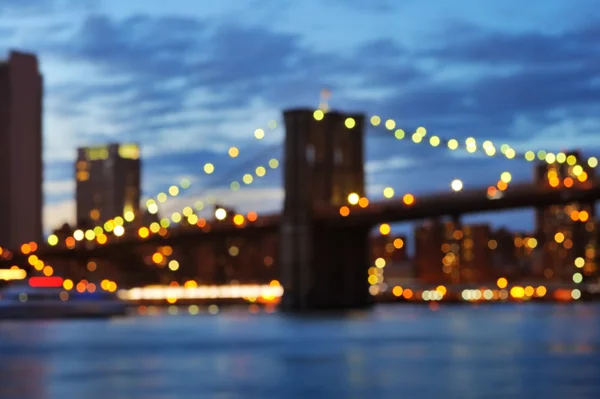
0,303 -> 599,399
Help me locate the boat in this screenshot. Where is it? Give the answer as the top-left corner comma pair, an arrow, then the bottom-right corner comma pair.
0,277 -> 129,320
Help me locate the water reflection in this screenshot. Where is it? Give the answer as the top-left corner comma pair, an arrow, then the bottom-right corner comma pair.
0,304 -> 598,398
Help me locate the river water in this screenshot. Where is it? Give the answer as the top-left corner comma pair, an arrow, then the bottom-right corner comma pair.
0,303 -> 599,399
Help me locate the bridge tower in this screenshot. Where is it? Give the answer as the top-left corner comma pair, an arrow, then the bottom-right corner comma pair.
279,108 -> 372,311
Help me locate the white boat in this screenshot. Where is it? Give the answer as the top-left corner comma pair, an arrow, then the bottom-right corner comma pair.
0,281 -> 129,320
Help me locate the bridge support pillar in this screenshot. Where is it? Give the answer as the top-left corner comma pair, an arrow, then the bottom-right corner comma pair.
279,107 -> 370,312
280,221 -> 372,311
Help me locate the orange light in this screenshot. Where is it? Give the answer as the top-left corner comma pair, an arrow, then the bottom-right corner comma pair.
402,194 -> 414,205
549,177 -> 559,187
233,214 -> 245,226
65,237 -> 76,249
196,218 -> 207,228
571,210 -> 580,221
96,234 -> 107,244
339,206 -> 350,217
487,186 -> 497,197
29,242 -> 38,252
579,210 -> 589,222
20,243 -> 31,254
564,177 -> 573,188
403,288 -> 413,299
358,197 -> 369,208
392,286 -> 403,297
247,211 -> 258,222
497,181 -> 508,191
138,227 -> 149,238
152,252 -> 164,264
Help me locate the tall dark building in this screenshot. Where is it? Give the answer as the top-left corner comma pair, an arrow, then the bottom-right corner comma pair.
0,51 -> 43,250
534,151 -> 596,282
75,143 -> 141,227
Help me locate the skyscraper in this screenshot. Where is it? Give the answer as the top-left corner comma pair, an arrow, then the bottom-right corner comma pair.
534,151 -> 596,282
0,51 -> 43,250
75,143 -> 141,227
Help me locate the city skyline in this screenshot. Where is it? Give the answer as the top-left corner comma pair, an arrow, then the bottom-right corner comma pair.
1,0 -> 599,235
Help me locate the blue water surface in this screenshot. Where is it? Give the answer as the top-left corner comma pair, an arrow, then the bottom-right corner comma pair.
0,303 -> 599,399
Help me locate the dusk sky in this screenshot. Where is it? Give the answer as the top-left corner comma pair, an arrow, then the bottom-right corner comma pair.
1,0 -> 599,238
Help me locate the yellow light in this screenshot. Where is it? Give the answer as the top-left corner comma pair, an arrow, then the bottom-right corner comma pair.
411,133 -> 422,143
370,115 -> 381,126
268,158 -> 279,169
187,214 -> 198,225
383,187 -> 394,198
157,192 -> 167,202
394,129 -> 405,139
228,146 -> 240,158
84,230 -> 95,241
47,234 -> 58,246
572,165 -> 583,176
574,257 -> 585,268
379,224 -> 391,235
254,129 -> 265,139
168,185 -> 179,196
182,207 -> 193,217
497,277 -> 508,289
171,212 -> 182,223
451,179 -> 463,192
545,153 -> 556,164
500,172 -> 512,183
347,193 -> 360,205
375,257 -> 386,268
402,193 -> 414,205
588,157 -> 598,168
505,148 -> 516,159
152,252 -> 164,264
345,117 -> 356,129
313,110 -> 324,121
255,166 -> 266,177
567,155 -> 577,165
124,211 -> 135,222
138,227 -> 149,239
180,178 -> 191,189
243,174 -> 253,184
204,163 -> 215,174
63,279 -> 74,290
447,139 -> 459,150
233,214 -> 245,226
429,136 -> 440,146
114,216 -> 124,226
168,260 -> 179,271
215,208 -> 227,220
524,151 -> 535,161
385,119 -> 395,130
416,127 -> 426,137
230,181 -> 240,191
392,286 -> 403,297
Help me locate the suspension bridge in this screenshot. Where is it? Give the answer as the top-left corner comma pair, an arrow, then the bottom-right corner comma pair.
1,107 -> 599,311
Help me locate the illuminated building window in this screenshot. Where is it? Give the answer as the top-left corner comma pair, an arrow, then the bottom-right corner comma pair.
86,146 -> 109,160
118,144 -> 140,160
89,209 -> 100,221
76,170 -> 89,181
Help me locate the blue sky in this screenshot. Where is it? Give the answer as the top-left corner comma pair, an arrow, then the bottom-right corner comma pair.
1,0 -> 599,237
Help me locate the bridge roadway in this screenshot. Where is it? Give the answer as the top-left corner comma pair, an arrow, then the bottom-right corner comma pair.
8,180 -> 600,261
320,180 -> 600,226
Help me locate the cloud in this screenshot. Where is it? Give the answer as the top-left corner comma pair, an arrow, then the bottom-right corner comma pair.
1,2 -> 596,236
